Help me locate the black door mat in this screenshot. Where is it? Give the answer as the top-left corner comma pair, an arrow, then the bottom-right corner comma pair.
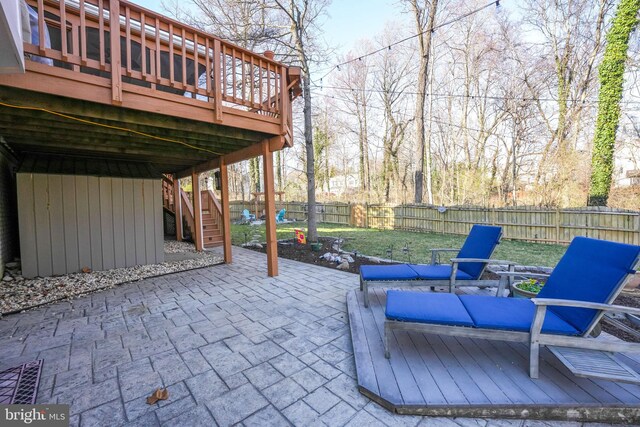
0,360 -> 43,404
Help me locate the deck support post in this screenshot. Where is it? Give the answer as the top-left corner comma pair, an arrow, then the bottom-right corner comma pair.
262,140 -> 278,277
173,174 -> 183,242
220,157 -> 232,264
191,169 -> 204,251
109,0 -> 123,104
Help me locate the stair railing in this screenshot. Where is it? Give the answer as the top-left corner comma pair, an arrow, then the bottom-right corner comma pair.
162,175 -> 175,212
181,189 -> 195,237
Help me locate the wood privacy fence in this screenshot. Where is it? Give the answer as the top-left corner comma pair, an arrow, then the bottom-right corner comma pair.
229,201 -> 640,245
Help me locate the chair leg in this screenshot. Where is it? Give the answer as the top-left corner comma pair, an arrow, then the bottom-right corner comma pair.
359,276 -> 364,292
364,282 -> 370,308
384,322 -> 391,359
529,342 -> 540,379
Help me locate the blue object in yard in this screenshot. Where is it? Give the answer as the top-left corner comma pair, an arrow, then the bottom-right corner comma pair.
276,209 -> 286,223
241,209 -> 255,222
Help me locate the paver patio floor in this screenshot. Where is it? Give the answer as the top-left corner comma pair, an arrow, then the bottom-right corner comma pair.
0,247 -> 624,426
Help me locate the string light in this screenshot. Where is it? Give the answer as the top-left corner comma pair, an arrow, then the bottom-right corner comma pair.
310,84 -> 640,106
316,0 -> 502,82
313,91 -> 516,139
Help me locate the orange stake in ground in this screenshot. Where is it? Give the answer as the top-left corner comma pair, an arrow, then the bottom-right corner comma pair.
295,229 -> 306,244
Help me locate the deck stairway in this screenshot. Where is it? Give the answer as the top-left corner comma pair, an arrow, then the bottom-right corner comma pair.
201,193 -> 224,248
162,175 -> 223,248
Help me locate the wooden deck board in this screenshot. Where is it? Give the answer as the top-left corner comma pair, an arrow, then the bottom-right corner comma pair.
347,287 -> 640,422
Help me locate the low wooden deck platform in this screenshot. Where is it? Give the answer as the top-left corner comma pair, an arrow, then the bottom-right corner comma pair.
347,287 -> 640,423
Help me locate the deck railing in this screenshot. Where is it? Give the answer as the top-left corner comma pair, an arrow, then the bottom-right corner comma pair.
24,0 -> 291,130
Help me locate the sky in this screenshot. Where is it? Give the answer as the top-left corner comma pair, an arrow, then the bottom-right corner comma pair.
132,0 -> 406,61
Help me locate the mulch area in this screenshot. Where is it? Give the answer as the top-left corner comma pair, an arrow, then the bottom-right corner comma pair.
243,238 -> 640,343
247,237 -> 395,274
602,293 -> 640,343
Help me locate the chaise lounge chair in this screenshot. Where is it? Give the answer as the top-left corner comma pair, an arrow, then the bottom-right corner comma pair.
359,224 -> 515,307
384,236 -> 640,382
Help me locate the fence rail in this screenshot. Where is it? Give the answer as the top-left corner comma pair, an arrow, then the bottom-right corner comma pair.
230,201 -> 640,245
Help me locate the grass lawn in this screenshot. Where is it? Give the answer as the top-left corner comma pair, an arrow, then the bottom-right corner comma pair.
231,222 -> 566,267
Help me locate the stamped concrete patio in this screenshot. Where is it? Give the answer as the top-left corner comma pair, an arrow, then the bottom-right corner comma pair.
0,247 -> 624,426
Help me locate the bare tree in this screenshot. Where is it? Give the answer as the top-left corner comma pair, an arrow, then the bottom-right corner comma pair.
520,0 -> 613,185
373,27 -> 414,201
407,0 -> 439,203
271,0 -> 330,242
334,49 -> 373,193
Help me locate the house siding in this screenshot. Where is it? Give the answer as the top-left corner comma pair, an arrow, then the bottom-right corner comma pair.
0,144 -> 18,277
17,173 -> 163,278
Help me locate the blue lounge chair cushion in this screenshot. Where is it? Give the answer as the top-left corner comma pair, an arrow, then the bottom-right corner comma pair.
459,295 -> 580,335
386,291 -> 474,327
456,225 -> 502,279
408,264 -> 474,281
360,264 -> 418,281
537,237 -> 640,334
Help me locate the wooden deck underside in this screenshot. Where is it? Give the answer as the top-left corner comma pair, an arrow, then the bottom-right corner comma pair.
347,287 -> 640,423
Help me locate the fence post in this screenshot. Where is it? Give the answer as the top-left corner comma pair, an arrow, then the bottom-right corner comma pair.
347,202 -> 355,227
555,208 -> 561,244
365,203 -> 369,228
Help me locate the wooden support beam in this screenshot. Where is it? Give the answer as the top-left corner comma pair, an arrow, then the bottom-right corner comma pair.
221,136 -> 287,167
176,158 -> 221,179
191,169 -> 204,251
109,0 -> 123,104
268,135 -> 286,152
220,157 -> 232,264
224,143 -> 264,165
262,140 -> 278,277
174,175 -> 183,241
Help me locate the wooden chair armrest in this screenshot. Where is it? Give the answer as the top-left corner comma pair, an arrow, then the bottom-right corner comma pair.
494,271 -> 550,280
531,298 -> 640,317
430,248 -> 459,264
450,258 -> 516,265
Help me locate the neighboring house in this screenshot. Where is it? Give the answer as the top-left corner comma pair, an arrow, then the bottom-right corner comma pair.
329,174 -> 360,195
0,0 -> 300,277
614,142 -> 640,187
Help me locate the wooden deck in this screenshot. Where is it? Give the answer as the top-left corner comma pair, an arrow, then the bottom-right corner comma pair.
0,0 -> 300,173
347,287 -> 640,423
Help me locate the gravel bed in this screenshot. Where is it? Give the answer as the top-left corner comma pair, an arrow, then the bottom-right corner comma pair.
164,240 -> 201,254
0,241 -> 223,315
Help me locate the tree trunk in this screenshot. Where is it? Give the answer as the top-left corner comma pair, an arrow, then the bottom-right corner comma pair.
412,0 -> 438,203
303,75 -> 318,241
276,150 -> 282,192
588,0 -> 640,206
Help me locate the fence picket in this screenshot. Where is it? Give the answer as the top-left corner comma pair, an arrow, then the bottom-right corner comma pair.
228,201 -> 639,245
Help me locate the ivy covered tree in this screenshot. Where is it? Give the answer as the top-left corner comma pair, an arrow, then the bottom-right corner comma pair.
587,0 -> 640,206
